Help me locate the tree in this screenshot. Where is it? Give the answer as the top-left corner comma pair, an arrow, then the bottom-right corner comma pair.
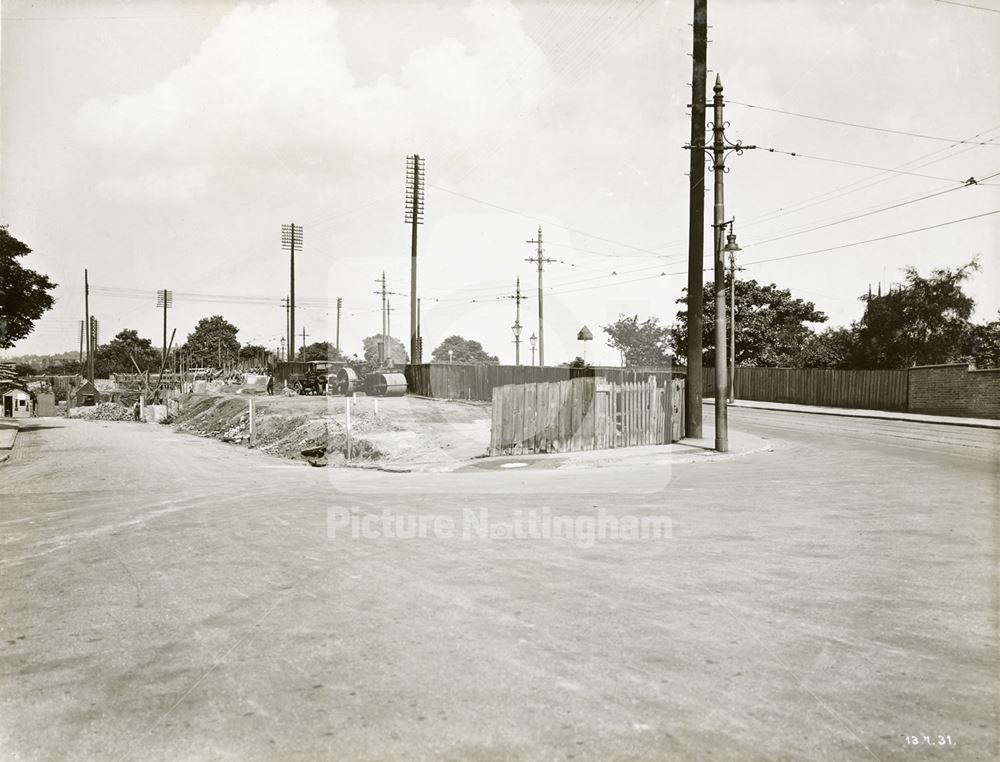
851,261 -> 978,368
969,312 -> 1000,369
0,225 -> 56,348
431,335 -> 499,364
362,335 -> 409,366
185,315 -> 240,367
98,329 -> 159,375
45,359 -> 82,376
672,278 -> 827,367
238,343 -> 268,364
298,341 -> 345,362
793,326 -> 858,369
602,314 -> 672,366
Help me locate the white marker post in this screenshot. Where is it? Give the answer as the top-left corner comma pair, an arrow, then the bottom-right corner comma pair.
345,398 -> 352,460
248,398 -> 255,447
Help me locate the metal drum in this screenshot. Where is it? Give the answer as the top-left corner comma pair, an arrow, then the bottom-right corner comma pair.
335,367 -> 358,396
369,372 -> 407,397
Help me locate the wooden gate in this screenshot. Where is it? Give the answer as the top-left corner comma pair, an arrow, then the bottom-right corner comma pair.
489,376 -> 685,456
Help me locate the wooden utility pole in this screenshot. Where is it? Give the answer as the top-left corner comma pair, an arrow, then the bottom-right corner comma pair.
406,155 -> 424,364
157,289 -> 172,369
336,297 -> 342,354
525,227 -> 554,366
300,327 -> 308,357
281,296 -> 290,359
374,272 -> 388,366
84,269 -> 94,383
282,224 -> 302,362
685,0 -> 708,439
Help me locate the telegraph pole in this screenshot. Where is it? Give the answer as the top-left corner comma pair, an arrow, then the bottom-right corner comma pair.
374,272 -> 388,365
335,297 -> 342,354
526,227 -> 554,366
281,223 -> 302,362
416,297 -> 422,363
685,0 -> 708,439
506,277 -> 526,365
405,155 -> 424,365
84,269 -> 94,383
300,327 -> 308,357
281,296 -> 290,359
89,317 -> 98,382
157,289 -> 173,368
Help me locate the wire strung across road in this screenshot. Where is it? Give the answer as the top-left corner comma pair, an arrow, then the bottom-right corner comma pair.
729,100 -> 1000,146
754,146 -> 970,183
742,171 -> 1000,249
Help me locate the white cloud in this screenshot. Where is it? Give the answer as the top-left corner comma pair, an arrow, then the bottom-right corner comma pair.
76,0 -> 553,198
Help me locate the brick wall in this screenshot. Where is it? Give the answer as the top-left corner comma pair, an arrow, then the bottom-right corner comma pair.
908,363 -> 1000,419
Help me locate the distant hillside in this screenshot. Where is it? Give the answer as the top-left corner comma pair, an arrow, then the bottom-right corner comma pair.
0,351 -> 78,371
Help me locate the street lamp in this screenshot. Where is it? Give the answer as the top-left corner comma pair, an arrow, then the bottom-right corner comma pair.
723,224 -> 741,405
529,332 -> 537,367
511,322 -> 522,366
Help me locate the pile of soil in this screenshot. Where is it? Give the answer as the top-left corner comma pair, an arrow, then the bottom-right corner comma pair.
171,394 -> 389,466
167,392 -> 492,471
69,402 -> 135,422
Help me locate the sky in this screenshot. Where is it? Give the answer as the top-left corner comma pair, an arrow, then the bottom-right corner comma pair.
2,0 -> 999,367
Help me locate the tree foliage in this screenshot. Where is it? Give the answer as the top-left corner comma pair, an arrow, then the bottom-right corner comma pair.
238,343 -> 269,364
851,261 -> 978,368
601,314 -> 672,366
794,326 -> 858,369
969,312 -> 1000,369
185,315 -> 240,367
0,225 -> 56,348
298,341 -> 345,362
431,335 -> 499,364
362,334 -> 409,366
97,329 -> 160,376
672,278 -> 827,366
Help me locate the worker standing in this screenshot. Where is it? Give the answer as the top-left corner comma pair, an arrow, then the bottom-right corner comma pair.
266,374 -> 274,396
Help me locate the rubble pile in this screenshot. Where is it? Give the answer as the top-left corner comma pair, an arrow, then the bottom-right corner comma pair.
69,402 -> 134,422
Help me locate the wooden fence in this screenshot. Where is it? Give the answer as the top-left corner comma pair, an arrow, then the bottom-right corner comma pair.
489,376 -> 685,456
703,367 -> 909,412
406,363 -> 682,403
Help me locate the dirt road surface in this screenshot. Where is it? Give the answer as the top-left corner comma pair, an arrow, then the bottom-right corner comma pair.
1,409 -> 996,760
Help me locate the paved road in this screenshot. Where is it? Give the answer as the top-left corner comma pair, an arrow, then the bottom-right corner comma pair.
1,410 -> 996,761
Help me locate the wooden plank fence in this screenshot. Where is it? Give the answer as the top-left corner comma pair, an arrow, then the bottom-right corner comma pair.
703,367 -> 909,412
406,363 -> 682,402
489,377 -> 685,456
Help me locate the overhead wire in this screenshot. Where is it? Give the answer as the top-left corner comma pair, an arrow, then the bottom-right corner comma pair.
729,100 -> 1000,146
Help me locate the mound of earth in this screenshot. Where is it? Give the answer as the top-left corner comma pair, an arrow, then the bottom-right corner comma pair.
169,393 -> 491,471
